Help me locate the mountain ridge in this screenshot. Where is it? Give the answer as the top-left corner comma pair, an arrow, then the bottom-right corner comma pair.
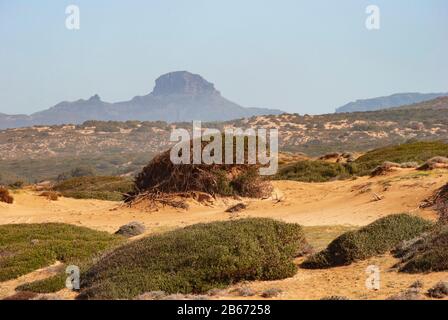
336,92 -> 448,113
0,71 -> 283,129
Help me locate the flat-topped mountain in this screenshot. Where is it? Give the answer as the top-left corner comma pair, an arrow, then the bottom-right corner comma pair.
0,71 -> 283,129
2,96 -> 448,183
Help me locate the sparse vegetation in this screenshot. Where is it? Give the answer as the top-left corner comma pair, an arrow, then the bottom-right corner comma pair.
301,214 -> 433,269
427,282 -> 448,299
115,222 -> 146,238
393,224 -> 448,273
353,141 -> 448,176
320,296 -> 350,300
370,161 -> 401,177
225,203 -> 247,213
232,286 -> 256,297
0,186 -> 13,204
57,166 -> 96,182
78,218 -> 308,300
261,288 -> 282,298
387,288 -> 422,300
417,156 -> 448,171
421,183 -> 448,221
38,191 -> 60,201
53,176 -> 134,201
274,160 -> 352,182
8,180 -> 25,189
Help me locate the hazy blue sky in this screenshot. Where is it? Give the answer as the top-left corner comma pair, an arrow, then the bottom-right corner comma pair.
1,0 -> 447,115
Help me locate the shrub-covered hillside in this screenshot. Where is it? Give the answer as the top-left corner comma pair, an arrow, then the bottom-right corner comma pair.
353,141 -> 448,176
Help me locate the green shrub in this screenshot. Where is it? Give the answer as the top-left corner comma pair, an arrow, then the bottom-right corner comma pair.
54,176 -> 134,201
301,214 -> 433,269
60,191 -> 124,201
8,180 -> 25,189
57,166 -> 96,182
353,141 -> 448,176
394,224 -> 448,273
78,218 -> 308,300
0,223 -> 123,283
274,160 -> 351,182
213,169 -> 234,196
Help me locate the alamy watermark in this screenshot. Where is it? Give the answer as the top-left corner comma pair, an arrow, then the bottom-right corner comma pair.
365,5 -> 380,30
65,5 -> 80,30
65,265 -> 80,290
169,121 -> 278,176
365,265 -> 381,290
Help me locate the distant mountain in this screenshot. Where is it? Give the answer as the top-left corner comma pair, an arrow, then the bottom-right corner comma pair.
0,71 -> 283,129
392,96 -> 448,111
336,92 -> 448,113
3,95 -> 448,182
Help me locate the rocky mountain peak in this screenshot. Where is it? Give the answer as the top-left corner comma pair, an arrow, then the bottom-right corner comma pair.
88,94 -> 102,102
152,71 -> 220,96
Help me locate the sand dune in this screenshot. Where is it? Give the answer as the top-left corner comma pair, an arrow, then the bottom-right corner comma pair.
1,168 -> 447,300
0,169 -> 443,233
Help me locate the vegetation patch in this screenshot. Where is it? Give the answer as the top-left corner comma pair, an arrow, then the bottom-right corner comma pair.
78,218 -> 308,300
353,141 -> 448,176
53,176 -> 134,201
427,281 -> 448,299
370,161 -> 401,177
0,223 -> 123,288
38,191 -> 60,201
301,214 -> 433,269
393,224 -> 448,273
0,186 -> 13,204
420,183 -> 448,221
417,156 -> 448,171
273,160 -> 353,182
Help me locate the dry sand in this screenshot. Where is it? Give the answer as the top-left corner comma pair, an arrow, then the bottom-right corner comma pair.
1,168 -> 447,300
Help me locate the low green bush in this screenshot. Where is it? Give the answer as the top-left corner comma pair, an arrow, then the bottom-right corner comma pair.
273,160 -> 352,182
54,176 -> 134,201
78,218 -> 308,300
353,141 -> 448,176
301,214 -> 433,269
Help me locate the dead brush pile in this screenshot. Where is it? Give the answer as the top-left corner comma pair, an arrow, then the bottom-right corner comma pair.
370,161 -> 401,177
0,186 -> 13,204
126,138 -> 272,209
420,183 -> 448,221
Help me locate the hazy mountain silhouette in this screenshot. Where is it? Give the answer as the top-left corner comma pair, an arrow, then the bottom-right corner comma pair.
0,71 -> 283,129
336,92 -> 448,113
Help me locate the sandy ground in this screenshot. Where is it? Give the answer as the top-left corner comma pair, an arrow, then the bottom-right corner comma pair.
0,169 -> 444,232
1,168 -> 447,300
221,254 -> 448,300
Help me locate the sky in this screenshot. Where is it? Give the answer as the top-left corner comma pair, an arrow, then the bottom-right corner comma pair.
0,0 -> 447,115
